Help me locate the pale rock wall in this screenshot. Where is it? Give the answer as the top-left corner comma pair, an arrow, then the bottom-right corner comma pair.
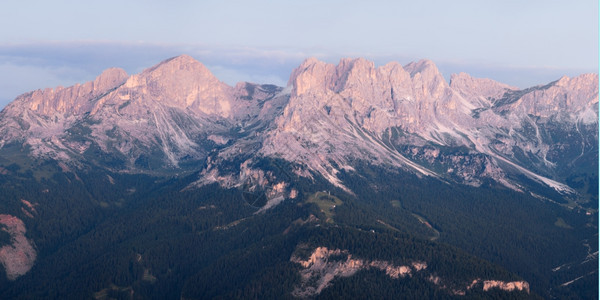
0,55 -> 596,198
263,57 -> 598,194
291,246 -> 531,297
291,246 -> 425,297
0,214 -> 36,280
482,280 -> 530,293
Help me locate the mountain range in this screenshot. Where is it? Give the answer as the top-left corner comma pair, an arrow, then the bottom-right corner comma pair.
0,55 -> 597,299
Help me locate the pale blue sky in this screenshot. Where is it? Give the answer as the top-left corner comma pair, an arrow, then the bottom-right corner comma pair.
0,0 -> 597,108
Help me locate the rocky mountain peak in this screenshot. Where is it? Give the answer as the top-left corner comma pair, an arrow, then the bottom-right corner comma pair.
288,57 -> 336,96
142,54 -> 213,78
401,59 -> 448,100
4,67 -> 129,117
336,57 -> 374,73
449,72 -> 516,107
93,68 -> 129,92
403,59 -> 439,77
502,73 -> 599,121
553,73 -> 599,91
118,55 -> 234,117
0,55 -> 596,200
332,58 -> 377,92
288,57 -> 409,98
449,72 -> 516,92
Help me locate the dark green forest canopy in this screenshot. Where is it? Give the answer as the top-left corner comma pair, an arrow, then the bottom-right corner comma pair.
0,156 -> 595,299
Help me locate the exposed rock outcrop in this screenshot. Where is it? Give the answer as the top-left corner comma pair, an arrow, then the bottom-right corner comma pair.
291,246 -> 530,297
290,247 -> 425,297
0,55 -> 288,170
482,280 -> 530,293
263,57 -> 597,194
0,55 -> 596,202
0,214 -> 36,280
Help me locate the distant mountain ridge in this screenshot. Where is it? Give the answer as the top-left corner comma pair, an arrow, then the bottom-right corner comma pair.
0,55 -> 597,299
0,55 -> 597,202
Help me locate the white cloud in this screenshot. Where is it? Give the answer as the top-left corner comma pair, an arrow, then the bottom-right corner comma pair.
0,61 -> 95,108
207,64 -> 288,87
0,42 -> 305,108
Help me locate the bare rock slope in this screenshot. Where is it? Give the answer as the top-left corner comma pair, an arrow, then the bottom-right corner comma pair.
0,55 -> 597,203
262,57 -> 598,197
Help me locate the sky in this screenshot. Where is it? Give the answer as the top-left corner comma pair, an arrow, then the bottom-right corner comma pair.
0,0 -> 598,108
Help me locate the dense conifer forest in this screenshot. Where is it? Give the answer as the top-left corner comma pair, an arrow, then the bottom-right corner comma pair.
0,157 -> 595,299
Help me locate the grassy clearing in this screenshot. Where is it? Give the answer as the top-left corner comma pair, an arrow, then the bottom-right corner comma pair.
0,144 -> 59,181
306,191 -> 343,223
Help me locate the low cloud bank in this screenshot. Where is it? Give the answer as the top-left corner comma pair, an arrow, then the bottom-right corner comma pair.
1,42 -> 594,109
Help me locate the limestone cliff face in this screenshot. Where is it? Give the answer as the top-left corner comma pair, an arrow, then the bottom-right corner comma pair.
0,68 -> 128,147
265,58 -> 476,185
500,74 -> 599,122
285,57 -> 454,133
83,55 -> 236,166
0,214 -> 36,280
290,247 -> 424,297
92,55 -> 234,118
0,55 -> 285,169
0,55 -> 596,197
273,56 -> 482,145
262,57 -> 597,193
482,280 -> 529,293
290,246 -> 530,297
449,72 -> 517,108
19,67 -> 128,116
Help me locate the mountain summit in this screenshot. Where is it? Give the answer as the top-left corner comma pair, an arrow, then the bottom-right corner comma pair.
267,57 -> 598,196
115,54 -> 234,116
0,55 -> 597,298
1,55 -> 597,194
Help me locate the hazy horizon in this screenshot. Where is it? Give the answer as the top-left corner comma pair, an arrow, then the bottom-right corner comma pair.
0,1 -> 597,109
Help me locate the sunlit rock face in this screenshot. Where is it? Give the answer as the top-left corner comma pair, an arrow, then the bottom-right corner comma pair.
482,280 -> 530,293
290,247 -> 425,297
0,214 -> 36,280
20,67 -> 129,116
99,54 -> 234,117
0,55 -> 597,199
263,57 -> 597,193
0,67 -> 129,148
290,246 -> 530,297
0,55 -> 286,169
